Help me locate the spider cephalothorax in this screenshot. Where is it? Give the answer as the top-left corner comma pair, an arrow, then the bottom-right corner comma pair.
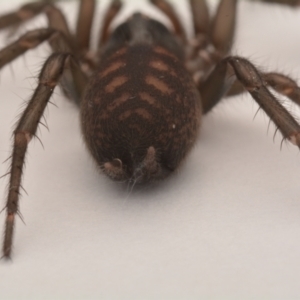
1,0 -> 300,259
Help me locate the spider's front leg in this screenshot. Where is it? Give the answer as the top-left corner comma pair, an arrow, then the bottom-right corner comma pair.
2,53 -> 87,259
199,56 -> 300,147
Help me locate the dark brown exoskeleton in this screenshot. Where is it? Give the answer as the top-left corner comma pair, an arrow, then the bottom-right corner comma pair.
81,13 -> 201,183
1,0 -> 300,259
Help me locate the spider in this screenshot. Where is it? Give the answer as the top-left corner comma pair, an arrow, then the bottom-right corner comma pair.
0,0 -> 300,259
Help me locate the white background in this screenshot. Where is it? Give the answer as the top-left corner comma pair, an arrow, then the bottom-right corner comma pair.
0,1 -> 300,299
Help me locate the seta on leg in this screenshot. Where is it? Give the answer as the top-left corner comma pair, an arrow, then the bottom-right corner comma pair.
199,56 -> 300,147
0,27 -> 87,103
2,52 -> 87,259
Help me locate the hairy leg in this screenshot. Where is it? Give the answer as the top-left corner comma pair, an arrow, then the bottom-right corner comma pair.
2,52 -> 87,259
0,27 -> 87,104
199,56 -> 300,147
225,73 -> 300,107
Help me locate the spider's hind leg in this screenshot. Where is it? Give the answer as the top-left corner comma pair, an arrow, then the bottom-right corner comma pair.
199,56 -> 300,147
2,52 -> 87,259
262,73 -> 300,107
226,72 -> 300,105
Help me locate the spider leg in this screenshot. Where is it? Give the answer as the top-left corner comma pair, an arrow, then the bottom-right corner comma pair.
210,0 -> 237,56
98,0 -> 122,49
0,29 -> 72,68
0,2 -> 74,49
0,2 -> 46,30
186,0 -> 237,85
149,0 -> 186,42
189,0 -> 210,36
199,56 -> 300,146
254,0 -> 300,6
0,28 -> 86,104
262,73 -> 300,106
225,73 -> 300,107
76,0 -> 96,53
2,52 -> 87,259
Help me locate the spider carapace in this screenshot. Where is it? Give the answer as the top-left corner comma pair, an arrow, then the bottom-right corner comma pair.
82,13 -> 201,183
1,0 -> 300,259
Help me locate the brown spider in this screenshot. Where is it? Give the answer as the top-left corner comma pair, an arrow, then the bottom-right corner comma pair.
0,0 -> 300,259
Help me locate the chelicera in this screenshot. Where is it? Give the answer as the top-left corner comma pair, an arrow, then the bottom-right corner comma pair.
1,0 -> 300,259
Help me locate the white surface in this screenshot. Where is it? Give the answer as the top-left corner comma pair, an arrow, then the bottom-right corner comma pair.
0,1 -> 300,299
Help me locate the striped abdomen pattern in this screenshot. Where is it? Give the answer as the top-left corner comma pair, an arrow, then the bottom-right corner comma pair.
81,43 -> 201,182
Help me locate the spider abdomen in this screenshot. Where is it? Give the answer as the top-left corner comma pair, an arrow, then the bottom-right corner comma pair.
81,15 -> 202,183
